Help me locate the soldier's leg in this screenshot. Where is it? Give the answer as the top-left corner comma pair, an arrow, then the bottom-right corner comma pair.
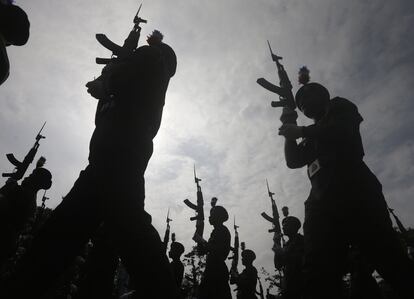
302,197 -> 348,299
74,225 -> 119,299
104,175 -> 180,299
355,182 -> 414,299
2,167 -> 103,298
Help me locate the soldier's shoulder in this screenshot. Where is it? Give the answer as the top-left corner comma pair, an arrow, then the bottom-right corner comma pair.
330,97 -> 357,107
329,97 -> 360,114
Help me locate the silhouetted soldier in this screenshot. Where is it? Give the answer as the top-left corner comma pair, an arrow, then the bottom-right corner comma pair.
0,167 -> 52,269
273,216 -> 304,299
194,205 -> 232,299
230,249 -> 258,299
0,0 -> 30,85
169,241 -> 185,288
278,82 -> 414,299
3,30 -> 179,299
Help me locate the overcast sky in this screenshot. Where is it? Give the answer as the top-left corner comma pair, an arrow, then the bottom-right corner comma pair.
1,0 -> 414,295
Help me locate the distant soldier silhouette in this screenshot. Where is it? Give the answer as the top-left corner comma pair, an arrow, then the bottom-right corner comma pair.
169,241 -> 185,288
278,82 -> 414,299
230,249 -> 258,299
0,166 -> 52,269
194,205 -> 232,299
274,216 -> 304,299
0,0 -> 30,85
3,30 -> 179,299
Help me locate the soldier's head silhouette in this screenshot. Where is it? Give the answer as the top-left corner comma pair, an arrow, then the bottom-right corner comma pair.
23,167 -> 52,190
241,249 -> 256,266
209,205 -> 229,225
295,82 -> 330,121
282,216 -> 301,237
146,30 -> 177,78
169,241 -> 185,260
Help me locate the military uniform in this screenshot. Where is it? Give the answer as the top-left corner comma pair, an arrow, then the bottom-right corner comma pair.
285,97 -> 414,299
5,43 -> 179,299
274,233 -> 304,299
199,224 -> 232,299
232,265 -> 258,299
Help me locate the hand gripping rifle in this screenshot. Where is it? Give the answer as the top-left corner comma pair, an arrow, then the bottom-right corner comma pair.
261,179 -> 283,248
229,216 -> 240,282
88,4 -> 147,99
2,122 -> 46,182
184,165 -> 204,253
163,208 -> 172,252
95,3 -> 147,64
257,41 -> 297,124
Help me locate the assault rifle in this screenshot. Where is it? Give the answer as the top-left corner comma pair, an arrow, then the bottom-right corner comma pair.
95,3 -> 147,64
257,41 -> 295,110
257,41 -> 298,124
87,4 -> 147,99
257,277 -> 265,299
229,216 -> 240,281
2,122 -> 46,182
184,165 -> 204,253
163,208 -> 172,252
261,179 -> 283,248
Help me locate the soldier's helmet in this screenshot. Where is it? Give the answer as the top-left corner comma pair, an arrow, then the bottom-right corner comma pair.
295,82 -> 330,112
29,168 -> 52,190
282,216 -> 301,233
210,205 -> 229,223
170,241 -> 185,256
0,2 -> 30,46
147,30 -> 177,78
241,249 -> 256,263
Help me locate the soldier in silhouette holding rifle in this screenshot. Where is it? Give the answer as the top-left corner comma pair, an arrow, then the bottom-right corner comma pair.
277,81 -> 414,299
2,7 -> 179,299
194,205 -> 232,299
230,249 -> 258,299
169,238 -> 185,288
257,43 -> 414,298
0,160 -> 52,269
274,216 -> 304,299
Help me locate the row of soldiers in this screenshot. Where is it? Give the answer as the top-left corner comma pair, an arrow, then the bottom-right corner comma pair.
2,149 -> 411,299
0,148 -> 412,299
1,2 -> 414,299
